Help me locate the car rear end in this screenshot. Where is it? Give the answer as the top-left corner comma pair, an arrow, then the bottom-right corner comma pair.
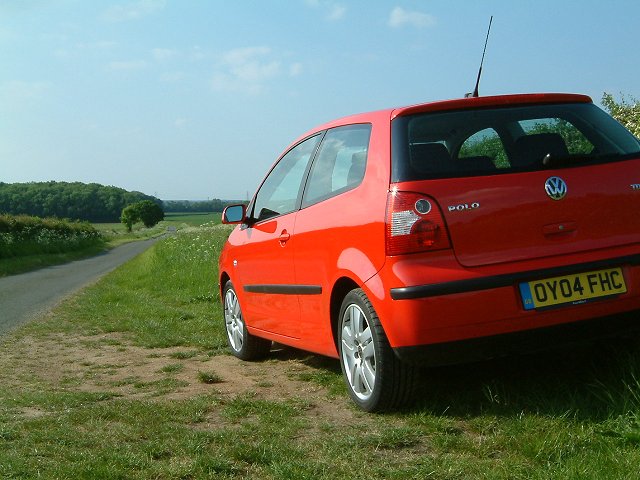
371,94 -> 640,365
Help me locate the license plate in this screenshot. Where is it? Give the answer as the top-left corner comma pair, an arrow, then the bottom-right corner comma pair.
519,267 -> 626,311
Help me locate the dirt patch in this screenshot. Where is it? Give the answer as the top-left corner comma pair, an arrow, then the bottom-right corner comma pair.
0,331 -> 361,424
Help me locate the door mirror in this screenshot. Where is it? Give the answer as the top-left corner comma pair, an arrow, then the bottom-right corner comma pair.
222,204 -> 247,224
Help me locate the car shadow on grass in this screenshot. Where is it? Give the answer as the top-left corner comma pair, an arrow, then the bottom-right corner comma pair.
411,334 -> 640,421
263,334 -> 640,420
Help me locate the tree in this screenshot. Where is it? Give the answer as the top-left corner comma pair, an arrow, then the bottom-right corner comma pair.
602,93 -> 640,138
120,204 -> 136,232
0,181 -> 162,222
120,200 -> 164,232
136,200 -> 164,227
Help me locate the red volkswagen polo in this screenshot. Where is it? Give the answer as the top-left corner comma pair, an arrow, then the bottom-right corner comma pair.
219,93 -> 640,411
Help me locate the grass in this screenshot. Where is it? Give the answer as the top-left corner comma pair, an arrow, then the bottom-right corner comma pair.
1,220 -> 640,478
164,211 -> 222,226
198,370 -> 224,384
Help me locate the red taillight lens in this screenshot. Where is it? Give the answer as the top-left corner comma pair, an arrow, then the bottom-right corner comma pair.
386,190 -> 451,256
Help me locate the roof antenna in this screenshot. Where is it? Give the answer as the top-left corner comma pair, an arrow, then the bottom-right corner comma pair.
465,16 -> 493,98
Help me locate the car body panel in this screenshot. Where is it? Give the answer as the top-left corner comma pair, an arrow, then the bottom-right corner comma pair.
219,93 -> 640,368
370,247 -> 640,349
398,160 -> 640,267
224,213 -> 302,339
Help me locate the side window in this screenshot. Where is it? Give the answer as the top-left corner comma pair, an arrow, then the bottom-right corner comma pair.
251,134 -> 320,222
459,128 -> 509,168
301,124 -> 371,208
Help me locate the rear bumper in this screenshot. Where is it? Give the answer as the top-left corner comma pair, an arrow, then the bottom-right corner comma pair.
390,253 -> 640,300
393,309 -> 640,367
369,250 -> 640,350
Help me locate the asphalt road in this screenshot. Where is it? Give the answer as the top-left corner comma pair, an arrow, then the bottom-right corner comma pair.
0,237 -> 162,336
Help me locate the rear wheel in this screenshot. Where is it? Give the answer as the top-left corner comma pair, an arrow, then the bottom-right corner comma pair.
223,281 -> 271,360
338,289 -> 416,412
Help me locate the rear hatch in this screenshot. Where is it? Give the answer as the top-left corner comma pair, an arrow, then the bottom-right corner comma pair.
391,95 -> 640,267
413,163 -> 640,267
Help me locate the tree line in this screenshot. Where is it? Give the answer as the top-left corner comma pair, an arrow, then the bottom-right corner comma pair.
162,199 -> 237,213
0,182 -> 161,223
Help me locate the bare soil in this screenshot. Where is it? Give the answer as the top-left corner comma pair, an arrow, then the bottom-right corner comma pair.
0,328 -> 362,425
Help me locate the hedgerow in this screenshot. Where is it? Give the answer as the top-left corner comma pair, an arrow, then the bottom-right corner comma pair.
0,214 -> 104,258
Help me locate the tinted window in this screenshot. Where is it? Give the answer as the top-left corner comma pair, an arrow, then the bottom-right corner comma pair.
392,103 -> 640,181
459,128 -> 509,169
251,134 -> 320,222
302,124 -> 371,208
518,118 -> 593,155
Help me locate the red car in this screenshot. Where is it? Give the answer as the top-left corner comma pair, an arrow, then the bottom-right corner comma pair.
219,93 -> 640,411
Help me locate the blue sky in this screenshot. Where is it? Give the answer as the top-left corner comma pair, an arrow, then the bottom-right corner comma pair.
2,0 -> 639,200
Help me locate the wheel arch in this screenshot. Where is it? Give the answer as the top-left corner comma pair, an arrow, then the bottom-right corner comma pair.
219,271 -> 231,300
329,277 -> 361,351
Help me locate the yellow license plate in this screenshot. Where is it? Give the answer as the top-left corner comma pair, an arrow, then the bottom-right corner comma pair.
519,267 -> 627,310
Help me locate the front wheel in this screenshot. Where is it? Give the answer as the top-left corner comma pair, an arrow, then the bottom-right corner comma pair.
338,289 -> 416,412
223,281 -> 271,360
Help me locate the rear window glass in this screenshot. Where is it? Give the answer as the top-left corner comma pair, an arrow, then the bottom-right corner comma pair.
391,102 -> 640,182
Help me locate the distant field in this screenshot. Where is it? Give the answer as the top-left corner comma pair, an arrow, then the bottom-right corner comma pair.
163,212 -> 221,226
93,212 -> 222,247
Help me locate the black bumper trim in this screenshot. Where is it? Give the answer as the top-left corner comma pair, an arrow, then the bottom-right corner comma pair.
244,284 -> 322,295
390,253 -> 640,300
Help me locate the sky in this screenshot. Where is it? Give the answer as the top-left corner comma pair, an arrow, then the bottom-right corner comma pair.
2,0 -> 639,201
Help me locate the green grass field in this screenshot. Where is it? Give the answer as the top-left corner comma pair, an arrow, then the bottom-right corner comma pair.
1,221 -> 640,478
164,211 -> 222,226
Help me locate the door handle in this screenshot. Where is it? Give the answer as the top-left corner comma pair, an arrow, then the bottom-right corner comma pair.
279,230 -> 291,245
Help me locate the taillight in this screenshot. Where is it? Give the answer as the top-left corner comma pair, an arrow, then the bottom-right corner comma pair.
385,189 -> 451,256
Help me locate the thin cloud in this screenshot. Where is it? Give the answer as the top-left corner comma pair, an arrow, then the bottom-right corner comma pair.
212,46 -> 282,95
1,80 -> 50,111
107,60 -> 148,71
103,0 -> 166,22
305,0 -> 346,21
152,48 -> 178,61
327,4 -> 346,21
389,7 -> 436,28
289,63 -> 303,77
160,71 -> 187,83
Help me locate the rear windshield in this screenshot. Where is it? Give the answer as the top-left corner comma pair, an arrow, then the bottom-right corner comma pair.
391,102 -> 640,182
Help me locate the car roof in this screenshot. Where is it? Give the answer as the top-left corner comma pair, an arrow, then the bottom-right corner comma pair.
283,93 -> 593,155
391,93 -> 592,118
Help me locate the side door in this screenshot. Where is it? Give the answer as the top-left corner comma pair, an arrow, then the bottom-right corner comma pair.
233,134 -> 322,339
293,124 -> 375,353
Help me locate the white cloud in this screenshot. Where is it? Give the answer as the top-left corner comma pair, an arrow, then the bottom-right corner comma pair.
103,0 -> 166,22
212,46 -> 283,95
389,7 -> 435,28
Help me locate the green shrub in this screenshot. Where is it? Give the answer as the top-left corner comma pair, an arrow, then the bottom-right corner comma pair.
0,214 -> 104,258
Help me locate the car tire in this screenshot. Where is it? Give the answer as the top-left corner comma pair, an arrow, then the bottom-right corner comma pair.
223,281 -> 271,360
338,289 -> 417,412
